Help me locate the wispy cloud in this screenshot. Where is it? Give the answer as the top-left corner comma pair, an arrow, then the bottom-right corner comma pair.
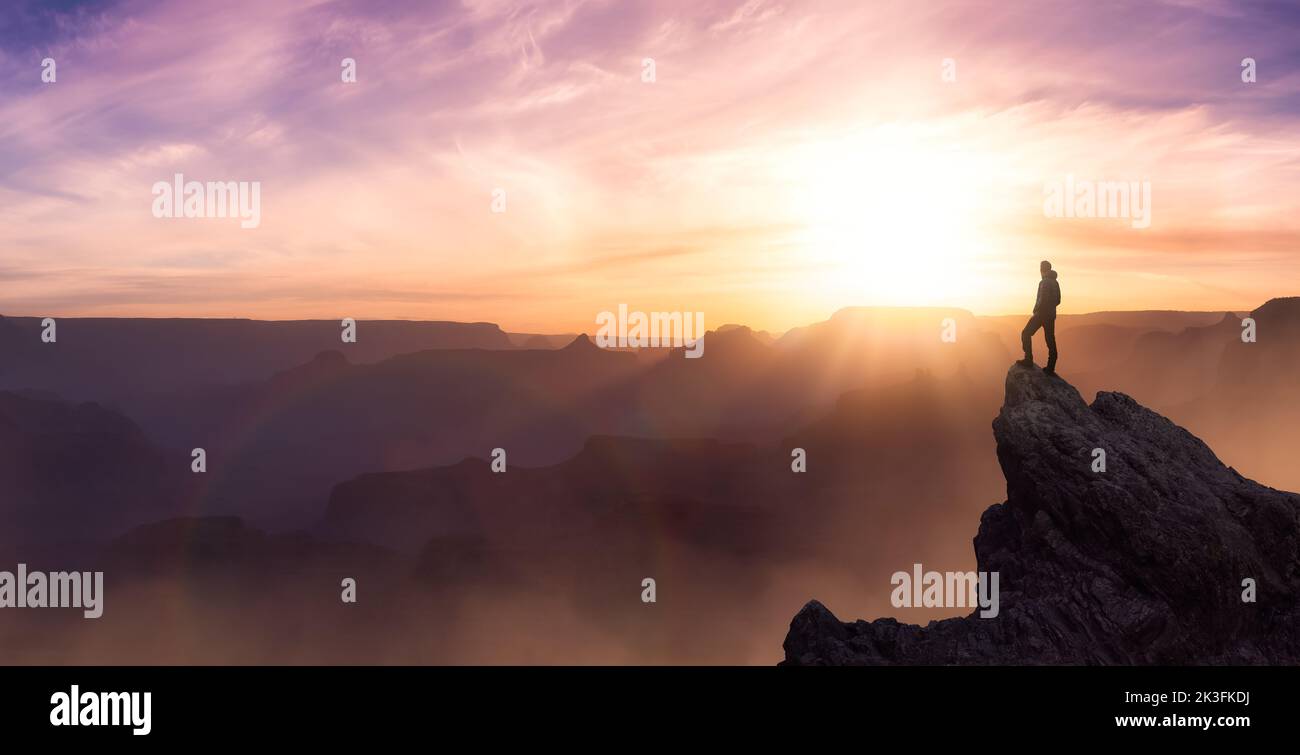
1,0 -> 1298,328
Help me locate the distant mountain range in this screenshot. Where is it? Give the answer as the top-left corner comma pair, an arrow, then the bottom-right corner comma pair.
1,298 -> 1297,663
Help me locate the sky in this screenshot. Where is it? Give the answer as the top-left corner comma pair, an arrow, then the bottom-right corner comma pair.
1,0 -> 1299,333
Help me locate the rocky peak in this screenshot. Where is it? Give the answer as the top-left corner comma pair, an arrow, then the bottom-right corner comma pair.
562,333 -> 599,352
783,363 -> 1300,665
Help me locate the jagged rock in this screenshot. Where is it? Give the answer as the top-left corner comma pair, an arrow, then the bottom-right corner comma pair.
782,363 -> 1300,665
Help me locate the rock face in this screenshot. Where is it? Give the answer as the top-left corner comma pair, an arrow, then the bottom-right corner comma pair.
782,364 -> 1300,665
0,392 -> 189,550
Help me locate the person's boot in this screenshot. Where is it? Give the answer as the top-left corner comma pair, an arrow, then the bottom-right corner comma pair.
1017,356 -> 1035,368
1045,356 -> 1057,376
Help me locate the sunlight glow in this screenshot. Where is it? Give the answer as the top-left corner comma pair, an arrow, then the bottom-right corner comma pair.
785,126 -> 997,306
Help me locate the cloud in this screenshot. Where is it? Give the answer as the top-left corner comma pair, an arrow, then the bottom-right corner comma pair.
1,0 -> 1298,327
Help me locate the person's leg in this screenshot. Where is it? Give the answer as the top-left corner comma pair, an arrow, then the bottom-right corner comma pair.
1020,315 -> 1042,363
1044,316 -> 1058,373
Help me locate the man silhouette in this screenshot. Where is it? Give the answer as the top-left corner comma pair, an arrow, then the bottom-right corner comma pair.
1019,260 -> 1060,375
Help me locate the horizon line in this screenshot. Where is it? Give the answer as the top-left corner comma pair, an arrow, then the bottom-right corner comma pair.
1,301 -> 1281,337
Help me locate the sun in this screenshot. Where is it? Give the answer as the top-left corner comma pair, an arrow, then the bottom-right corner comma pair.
785,126 -> 995,306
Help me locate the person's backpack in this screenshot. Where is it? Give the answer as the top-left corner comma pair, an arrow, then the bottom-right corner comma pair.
1050,272 -> 1061,307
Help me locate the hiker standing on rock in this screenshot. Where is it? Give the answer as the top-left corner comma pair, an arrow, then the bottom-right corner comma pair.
1019,260 -> 1060,375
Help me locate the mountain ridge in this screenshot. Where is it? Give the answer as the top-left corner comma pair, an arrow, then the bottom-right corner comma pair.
782,363 -> 1300,665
